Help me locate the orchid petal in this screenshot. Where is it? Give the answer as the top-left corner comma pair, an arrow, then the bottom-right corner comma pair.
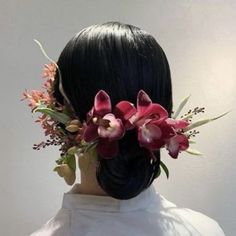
178,134 -> 189,150
137,90 -> 152,114
138,125 -> 165,150
143,104 -> 169,119
124,119 -> 136,130
149,119 -> 176,139
165,118 -> 190,129
94,90 -> 112,116
134,104 -> 169,126
83,124 -> 99,142
114,101 -> 137,121
166,137 -> 179,159
142,123 -> 162,141
166,134 -> 189,159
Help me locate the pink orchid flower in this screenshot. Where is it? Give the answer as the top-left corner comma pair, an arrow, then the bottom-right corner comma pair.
114,90 -> 173,149
164,118 -> 190,158
165,133 -> 189,159
114,90 -> 190,158
114,90 -> 169,129
82,90 -> 125,158
137,118 -> 176,150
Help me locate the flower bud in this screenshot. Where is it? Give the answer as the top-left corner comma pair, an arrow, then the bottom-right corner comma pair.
69,119 -> 81,126
53,165 -> 64,177
60,164 -> 76,185
65,124 -> 80,132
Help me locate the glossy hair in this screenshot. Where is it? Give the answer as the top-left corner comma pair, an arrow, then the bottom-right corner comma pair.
53,21 -> 173,199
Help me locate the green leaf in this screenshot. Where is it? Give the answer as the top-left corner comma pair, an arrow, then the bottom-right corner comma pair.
172,94 -> 191,119
65,154 -> 76,172
183,110 -> 231,132
188,139 -> 196,144
55,155 -> 65,165
33,105 -> 71,124
160,160 -> 169,179
88,146 -> 98,162
154,167 -> 161,179
185,148 -> 203,156
84,141 -> 98,153
53,166 -> 60,172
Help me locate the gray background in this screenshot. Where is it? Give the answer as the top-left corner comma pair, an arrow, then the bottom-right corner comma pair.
0,0 -> 235,235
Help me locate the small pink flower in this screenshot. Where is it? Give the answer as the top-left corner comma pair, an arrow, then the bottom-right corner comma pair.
42,63 -> 57,79
20,89 -> 31,101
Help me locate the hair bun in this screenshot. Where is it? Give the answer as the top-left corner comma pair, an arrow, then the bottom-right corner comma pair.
96,129 -> 160,200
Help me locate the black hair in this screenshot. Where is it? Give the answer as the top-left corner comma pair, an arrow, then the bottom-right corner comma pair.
53,21 -> 173,200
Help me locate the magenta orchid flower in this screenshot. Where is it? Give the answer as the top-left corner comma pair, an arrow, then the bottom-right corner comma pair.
114,90 -> 174,149
137,118 -> 176,150
114,90 -> 168,129
113,90 -> 191,158
165,133 -> 189,159
82,90 -> 125,158
163,118 -> 190,158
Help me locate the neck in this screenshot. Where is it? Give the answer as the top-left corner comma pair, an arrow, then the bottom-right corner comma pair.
71,152 -> 108,196
78,169 -> 108,196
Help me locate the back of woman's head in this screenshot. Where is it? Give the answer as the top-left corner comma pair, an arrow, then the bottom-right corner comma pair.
53,21 -> 173,200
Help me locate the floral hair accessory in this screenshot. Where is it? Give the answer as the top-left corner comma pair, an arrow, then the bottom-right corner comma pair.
20,40 -> 230,186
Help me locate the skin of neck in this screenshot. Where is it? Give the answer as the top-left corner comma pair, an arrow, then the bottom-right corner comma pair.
71,149 -> 108,196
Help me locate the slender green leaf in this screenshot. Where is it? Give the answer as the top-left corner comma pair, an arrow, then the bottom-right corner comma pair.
154,167 -> 161,179
53,166 -> 60,172
188,139 -> 196,144
185,148 -> 203,156
33,105 -> 71,124
84,141 -> 98,153
183,110 -> 231,132
160,160 -> 169,179
172,94 -> 191,119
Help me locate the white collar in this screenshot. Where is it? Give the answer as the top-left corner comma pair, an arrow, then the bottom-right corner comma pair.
62,183 -> 159,212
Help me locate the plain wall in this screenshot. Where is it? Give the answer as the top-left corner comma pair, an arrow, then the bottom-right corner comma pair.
0,0 -> 235,235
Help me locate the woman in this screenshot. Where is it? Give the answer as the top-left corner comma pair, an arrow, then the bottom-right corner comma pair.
29,21 -> 225,235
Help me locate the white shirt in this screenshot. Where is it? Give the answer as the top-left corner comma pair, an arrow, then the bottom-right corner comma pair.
29,183 -> 225,236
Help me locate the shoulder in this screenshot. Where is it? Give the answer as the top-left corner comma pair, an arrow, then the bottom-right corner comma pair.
158,194 -> 225,236
29,208 -> 70,236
